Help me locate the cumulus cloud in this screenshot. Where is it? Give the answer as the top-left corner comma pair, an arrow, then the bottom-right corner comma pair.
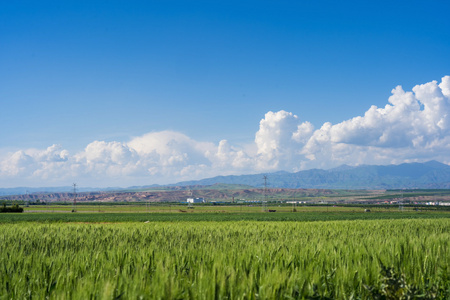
298,76 -> 450,168
0,145 -> 71,184
254,110 -> 313,170
1,151 -> 35,177
1,76 -> 450,187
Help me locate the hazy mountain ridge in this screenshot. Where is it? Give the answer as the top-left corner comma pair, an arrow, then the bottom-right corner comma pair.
2,161 -> 450,196
0,186 -> 122,197
174,161 -> 450,189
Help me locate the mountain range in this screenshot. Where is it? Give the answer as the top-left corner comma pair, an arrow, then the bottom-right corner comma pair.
1,161 -> 450,196
173,160 -> 450,190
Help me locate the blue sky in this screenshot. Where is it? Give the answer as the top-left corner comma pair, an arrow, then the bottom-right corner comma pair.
1,0 -> 450,187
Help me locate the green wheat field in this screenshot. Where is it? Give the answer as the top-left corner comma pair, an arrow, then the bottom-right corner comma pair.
1,208 -> 449,299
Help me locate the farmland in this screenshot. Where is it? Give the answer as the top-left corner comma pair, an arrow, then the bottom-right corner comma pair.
1,203 -> 449,223
1,217 -> 449,299
1,206 -> 449,299
6,185 -> 450,204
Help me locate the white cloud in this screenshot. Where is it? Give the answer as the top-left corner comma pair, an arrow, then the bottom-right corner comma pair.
254,110 -> 312,170
74,141 -> 140,178
300,76 -> 450,168
1,150 -> 35,177
1,76 -> 450,187
127,130 -> 214,167
0,145 -> 72,184
207,139 -> 252,170
439,76 -> 450,98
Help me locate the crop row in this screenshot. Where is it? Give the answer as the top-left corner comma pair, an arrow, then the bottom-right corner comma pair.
1,219 -> 449,299
1,210 -> 450,223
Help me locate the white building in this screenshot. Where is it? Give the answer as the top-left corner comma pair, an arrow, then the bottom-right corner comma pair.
187,197 -> 205,203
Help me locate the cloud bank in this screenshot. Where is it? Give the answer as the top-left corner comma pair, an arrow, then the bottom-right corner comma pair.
2,76 -> 450,187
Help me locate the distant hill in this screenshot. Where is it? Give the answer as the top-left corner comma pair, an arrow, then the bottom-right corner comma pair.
0,186 -> 123,197
2,161 -> 450,196
173,161 -> 450,189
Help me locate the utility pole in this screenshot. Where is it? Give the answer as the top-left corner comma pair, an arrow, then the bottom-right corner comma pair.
72,183 -> 77,212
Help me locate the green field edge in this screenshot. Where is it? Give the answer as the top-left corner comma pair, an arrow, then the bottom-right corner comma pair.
1,211 -> 449,223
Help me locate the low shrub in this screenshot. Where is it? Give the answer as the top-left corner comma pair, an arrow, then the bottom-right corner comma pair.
0,203 -> 23,213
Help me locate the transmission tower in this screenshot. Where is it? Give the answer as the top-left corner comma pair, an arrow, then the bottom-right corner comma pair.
188,189 -> 194,209
262,175 -> 268,212
398,192 -> 404,211
72,183 -> 77,212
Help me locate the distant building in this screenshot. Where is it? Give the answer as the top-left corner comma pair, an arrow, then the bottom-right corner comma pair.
187,197 -> 205,203
425,201 -> 450,206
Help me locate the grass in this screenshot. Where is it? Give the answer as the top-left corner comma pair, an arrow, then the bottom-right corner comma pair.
0,209 -> 449,223
2,204 -> 449,298
1,219 -> 449,299
22,203 -> 450,213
